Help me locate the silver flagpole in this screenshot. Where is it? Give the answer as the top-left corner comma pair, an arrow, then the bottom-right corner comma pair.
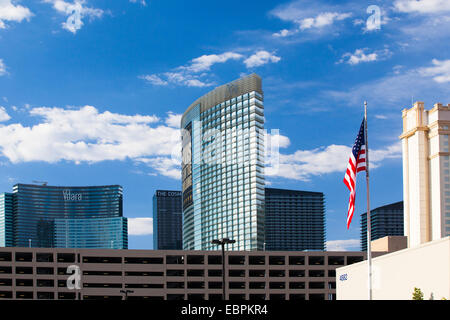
364,101 -> 373,300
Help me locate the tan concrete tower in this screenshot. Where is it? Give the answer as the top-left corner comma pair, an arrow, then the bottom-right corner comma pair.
400,102 -> 450,248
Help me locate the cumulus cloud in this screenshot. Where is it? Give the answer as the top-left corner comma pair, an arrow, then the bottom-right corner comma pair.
265,141 -> 401,181
419,59 -> 450,83
339,48 -> 392,65
128,217 -> 153,235
43,0 -> 103,34
0,0 -> 33,29
0,105 -> 183,178
270,1 -> 352,38
165,112 -> 182,128
394,0 -> 450,13
140,50 -> 279,87
0,106 -> 11,122
129,0 -> 146,6
326,239 -> 360,251
0,59 -> 7,76
244,51 -> 281,68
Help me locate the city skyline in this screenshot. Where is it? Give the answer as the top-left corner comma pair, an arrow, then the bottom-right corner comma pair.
0,0 -> 449,250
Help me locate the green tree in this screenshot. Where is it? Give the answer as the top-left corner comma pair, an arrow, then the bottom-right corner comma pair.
412,287 -> 424,300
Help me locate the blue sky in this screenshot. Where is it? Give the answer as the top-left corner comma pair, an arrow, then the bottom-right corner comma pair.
0,0 -> 449,250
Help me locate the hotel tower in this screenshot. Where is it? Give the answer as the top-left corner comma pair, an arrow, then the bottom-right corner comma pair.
181,74 -> 265,251
400,101 -> 450,248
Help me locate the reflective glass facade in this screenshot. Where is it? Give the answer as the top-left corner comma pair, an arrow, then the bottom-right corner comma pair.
0,193 -> 14,247
1,184 -> 127,249
361,201 -> 403,251
153,190 -> 182,250
181,74 -> 265,251
265,188 -> 325,251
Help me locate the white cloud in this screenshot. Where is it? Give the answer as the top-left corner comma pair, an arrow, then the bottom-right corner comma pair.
339,48 -> 392,66
244,51 -> 281,68
0,0 -> 33,29
140,50 -> 275,87
186,52 -> 244,73
299,12 -> 352,30
0,59 -> 7,76
0,106 -> 184,180
394,0 -> 450,13
0,106 -> 11,122
129,0 -> 146,6
135,156 -> 181,180
44,0 -> 103,34
419,59 -> 450,83
265,142 -> 401,181
165,112 -> 182,128
326,239 -> 360,251
128,217 -> 153,235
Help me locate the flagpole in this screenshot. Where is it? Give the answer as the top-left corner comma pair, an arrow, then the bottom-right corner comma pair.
364,101 -> 373,300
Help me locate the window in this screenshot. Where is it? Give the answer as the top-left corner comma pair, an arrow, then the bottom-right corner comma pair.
249,282 -> 265,289
0,266 -> 12,274
309,293 -> 325,300
269,256 -> 285,265
83,271 -> 122,276
124,257 -> 161,264
288,256 -> 305,265
249,294 -> 266,300
289,282 -> 305,289
208,269 -> 222,277
0,252 -> 12,262
187,255 -> 204,264
125,283 -> 164,289
309,270 -> 325,277
289,294 -> 306,300
229,282 -> 245,289
0,291 -> 12,298
269,270 -> 285,277
228,256 -> 245,265
16,267 -> 33,275
16,279 -> 33,287
187,269 -> 204,277
83,283 -> 122,288
188,294 -> 204,300
57,253 -> 76,263
328,270 -> 336,277
0,279 -> 12,286
167,294 -> 184,300
209,294 -> 223,300
37,292 -> 54,300
347,256 -> 363,265
125,271 -> 163,277
207,255 -> 222,265
37,279 -> 54,287
16,291 -> 33,299
58,292 -> 76,300
249,269 -> 265,277
167,282 -> 184,289
229,269 -> 245,277
269,282 -> 285,289
16,252 -> 32,262
289,270 -> 305,277
328,256 -> 345,265
309,282 -> 325,289
269,294 -> 285,300
249,256 -> 265,265
308,256 -> 324,265
167,270 -> 184,277
187,281 -> 205,289
229,294 -> 246,300
36,253 -> 53,263
37,267 -> 54,275
166,255 -> 184,264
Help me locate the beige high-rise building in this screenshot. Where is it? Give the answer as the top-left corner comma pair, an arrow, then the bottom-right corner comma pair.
400,101 -> 450,248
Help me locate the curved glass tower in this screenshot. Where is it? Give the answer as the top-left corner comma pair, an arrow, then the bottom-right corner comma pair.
10,184 -> 127,249
181,74 -> 265,251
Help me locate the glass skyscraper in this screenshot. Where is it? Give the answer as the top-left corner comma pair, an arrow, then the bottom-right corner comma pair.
0,184 -> 127,249
265,188 -> 325,251
360,201 -> 404,251
153,190 -> 182,250
0,193 -> 14,247
181,74 -> 265,251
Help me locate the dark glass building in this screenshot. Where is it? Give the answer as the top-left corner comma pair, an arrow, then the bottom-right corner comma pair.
0,184 -> 127,249
153,190 -> 182,250
265,188 -> 325,251
360,201 -> 404,251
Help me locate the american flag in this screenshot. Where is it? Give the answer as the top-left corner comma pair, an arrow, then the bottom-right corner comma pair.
343,119 -> 366,229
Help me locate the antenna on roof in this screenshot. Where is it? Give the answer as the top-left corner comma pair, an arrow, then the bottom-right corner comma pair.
32,180 -> 48,186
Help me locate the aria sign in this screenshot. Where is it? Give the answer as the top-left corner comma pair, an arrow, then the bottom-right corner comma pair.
63,190 -> 83,201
